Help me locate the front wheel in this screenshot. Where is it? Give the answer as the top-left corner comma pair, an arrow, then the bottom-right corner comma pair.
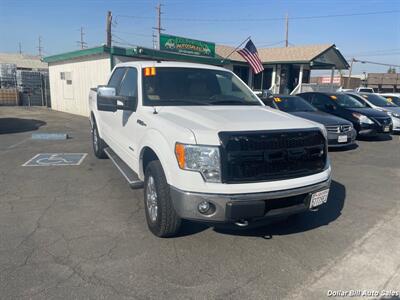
144,160 -> 181,237
92,123 -> 107,159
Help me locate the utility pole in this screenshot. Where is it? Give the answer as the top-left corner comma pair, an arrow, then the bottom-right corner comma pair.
37,36 -> 43,58
18,42 -> 22,54
152,31 -> 157,49
106,11 -> 112,48
347,58 -> 355,88
152,3 -> 165,49
285,13 -> 289,47
77,26 -> 87,49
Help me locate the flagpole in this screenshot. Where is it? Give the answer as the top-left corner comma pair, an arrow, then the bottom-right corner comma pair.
220,36 -> 251,64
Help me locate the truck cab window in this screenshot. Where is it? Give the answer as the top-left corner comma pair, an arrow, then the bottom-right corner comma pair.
108,68 -> 126,89
119,68 -> 138,97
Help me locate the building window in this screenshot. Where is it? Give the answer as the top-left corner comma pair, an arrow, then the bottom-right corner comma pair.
253,68 -> 272,90
66,80 -> 72,85
233,65 -> 249,84
60,71 -> 72,81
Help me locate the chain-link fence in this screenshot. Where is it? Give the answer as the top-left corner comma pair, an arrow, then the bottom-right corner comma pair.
0,63 -> 50,107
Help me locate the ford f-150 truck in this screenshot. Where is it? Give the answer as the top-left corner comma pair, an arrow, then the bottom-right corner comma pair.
89,61 -> 331,237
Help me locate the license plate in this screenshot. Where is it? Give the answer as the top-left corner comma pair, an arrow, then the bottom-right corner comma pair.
338,135 -> 348,143
310,189 -> 329,209
384,126 -> 390,132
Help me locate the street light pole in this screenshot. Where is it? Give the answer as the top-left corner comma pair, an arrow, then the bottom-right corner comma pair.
347,58 -> 355,89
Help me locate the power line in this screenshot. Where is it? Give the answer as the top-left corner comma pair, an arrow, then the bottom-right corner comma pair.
112,34 -> 143,47
115,9 -> 399,23
348,58 -> 400,68
257,40 -> 286,47
113,30 -> 151,37
346,52 -> 400,58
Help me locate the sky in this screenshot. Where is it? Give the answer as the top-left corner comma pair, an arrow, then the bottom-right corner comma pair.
0,0 -> 399,75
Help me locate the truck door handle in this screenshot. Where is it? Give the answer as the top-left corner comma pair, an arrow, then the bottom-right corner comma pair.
137,119 -> 147,127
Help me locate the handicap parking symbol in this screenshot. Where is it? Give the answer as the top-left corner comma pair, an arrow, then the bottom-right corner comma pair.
23,153 -> 87,166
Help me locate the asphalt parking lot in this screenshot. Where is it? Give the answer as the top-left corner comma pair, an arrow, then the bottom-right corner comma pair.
1,107 -> 399,300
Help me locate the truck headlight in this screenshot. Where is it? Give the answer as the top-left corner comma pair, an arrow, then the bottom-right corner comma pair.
352,113 -> 374,124
175,143 -> 221,183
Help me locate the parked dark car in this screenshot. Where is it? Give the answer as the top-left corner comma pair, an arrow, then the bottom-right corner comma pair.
297,92 -> 393,137
263,95 -> 356,148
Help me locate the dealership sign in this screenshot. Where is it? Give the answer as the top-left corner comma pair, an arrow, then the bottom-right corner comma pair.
159,34 -> 215,57
321,76 -> 341,84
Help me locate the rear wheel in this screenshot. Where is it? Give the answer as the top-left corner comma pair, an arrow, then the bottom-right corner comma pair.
144,160 -> 181,237
92,123 -> 107,159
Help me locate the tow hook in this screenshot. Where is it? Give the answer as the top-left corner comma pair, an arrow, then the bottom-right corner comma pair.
234,219 -> 249,227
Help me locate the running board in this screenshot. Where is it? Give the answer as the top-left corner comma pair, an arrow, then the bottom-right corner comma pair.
104,147 -> 144,189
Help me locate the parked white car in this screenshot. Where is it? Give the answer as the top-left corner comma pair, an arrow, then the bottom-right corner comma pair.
89,61 -> 331,237
355,87 -> 375,93
347,92 -> 400,132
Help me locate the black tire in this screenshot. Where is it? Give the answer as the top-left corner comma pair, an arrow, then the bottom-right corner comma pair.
144,160 -> 181,237
92,122 -> 107,159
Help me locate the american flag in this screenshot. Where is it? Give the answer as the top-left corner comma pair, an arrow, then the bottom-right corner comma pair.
237,40 -> 264,74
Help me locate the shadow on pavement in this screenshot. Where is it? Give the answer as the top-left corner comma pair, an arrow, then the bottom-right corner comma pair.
0,118 -> 46,134
329,143 -> 359,152
357,134 -> 392,142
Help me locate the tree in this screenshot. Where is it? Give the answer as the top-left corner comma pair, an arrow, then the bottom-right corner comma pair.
387,67 -> 396,74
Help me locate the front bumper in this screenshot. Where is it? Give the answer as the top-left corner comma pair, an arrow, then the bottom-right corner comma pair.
170,177 -> 331,222
356,122 -> 392,136
327,129 -> 357,148
391,117 -> 400,132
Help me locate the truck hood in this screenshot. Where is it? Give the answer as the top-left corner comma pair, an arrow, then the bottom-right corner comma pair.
156,106 -> 320,144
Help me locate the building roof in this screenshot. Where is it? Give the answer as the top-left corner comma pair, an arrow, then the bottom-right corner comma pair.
44,45 -> 224,66
44,43 -> 349,69
0,53 -> 48,69
216,43 -> 330,62
215,44 -> 349,69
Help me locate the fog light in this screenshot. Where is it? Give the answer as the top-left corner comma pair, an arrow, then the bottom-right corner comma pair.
198,201 -> 210,214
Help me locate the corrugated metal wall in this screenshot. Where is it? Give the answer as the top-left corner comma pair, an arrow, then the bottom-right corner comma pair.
48,54 -> 111,116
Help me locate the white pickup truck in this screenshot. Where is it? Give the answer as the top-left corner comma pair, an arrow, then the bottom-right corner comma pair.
89,61 -> 331,237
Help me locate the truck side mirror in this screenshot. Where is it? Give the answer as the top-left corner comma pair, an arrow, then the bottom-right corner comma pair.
97,86 -> 117,112
120,96 -> 138,111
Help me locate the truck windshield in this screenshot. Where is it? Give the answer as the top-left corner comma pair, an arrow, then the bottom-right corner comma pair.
273,96 -> 317,112
142,67 -> 262,106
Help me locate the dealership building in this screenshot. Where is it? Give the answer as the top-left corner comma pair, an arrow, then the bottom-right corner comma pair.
44,36 -> 349,116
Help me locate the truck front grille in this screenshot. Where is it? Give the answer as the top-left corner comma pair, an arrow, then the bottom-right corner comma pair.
218,129 -> 327,183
